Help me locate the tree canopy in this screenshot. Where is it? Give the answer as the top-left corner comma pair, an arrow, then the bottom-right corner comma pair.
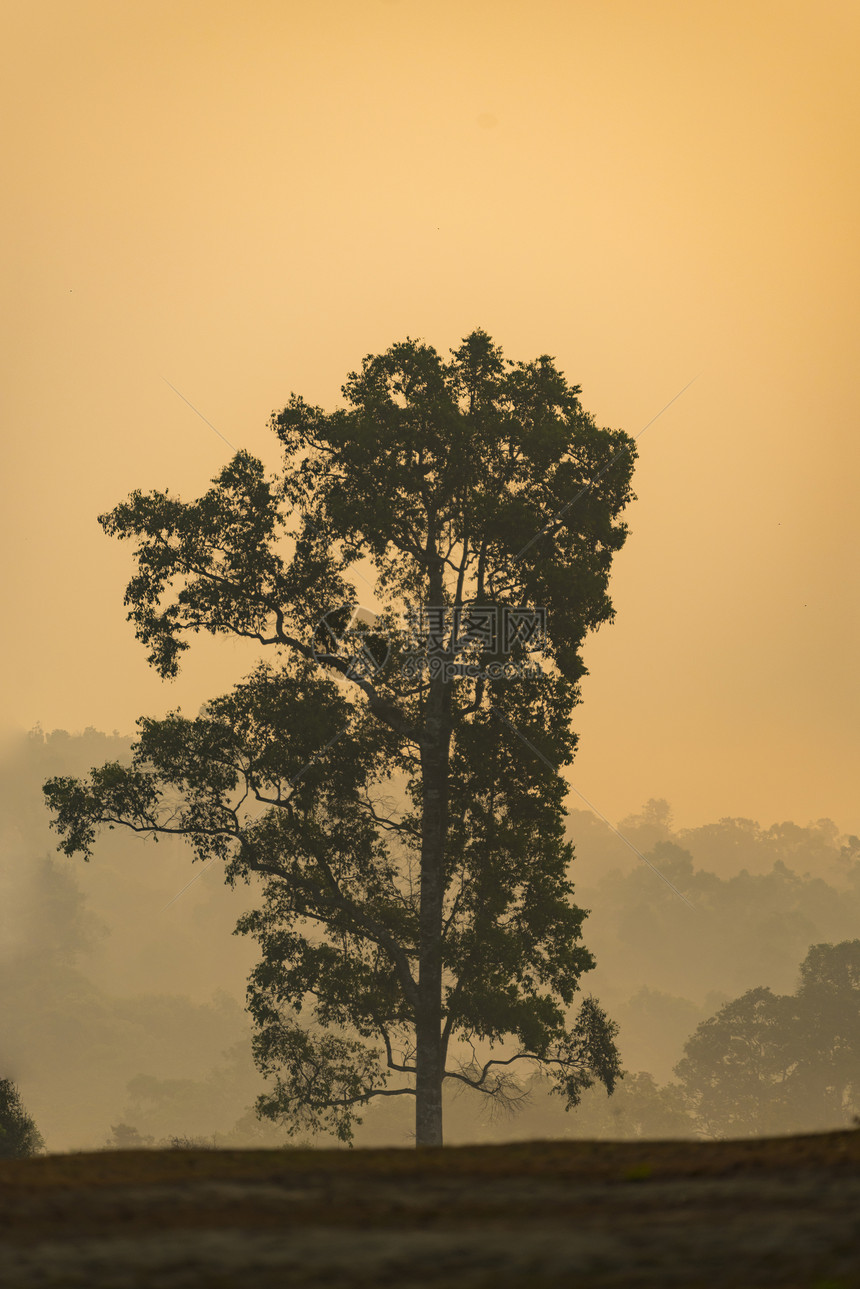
44,329 -> 637,1145
675,940 -> 860,1137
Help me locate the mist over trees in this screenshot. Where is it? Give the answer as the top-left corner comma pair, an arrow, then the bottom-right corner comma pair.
4,723 -> 860,1150
0,726 -> 271,1153
23,329 -> 857,1151
675,940 -> 860,1138
570,803 -> 860,999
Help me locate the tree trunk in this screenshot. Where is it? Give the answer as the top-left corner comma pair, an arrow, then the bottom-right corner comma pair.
415,569 -> 451,1148
415,739 -> 446,1146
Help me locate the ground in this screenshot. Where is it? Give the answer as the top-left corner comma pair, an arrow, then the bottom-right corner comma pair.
1,1131 -> 859,1287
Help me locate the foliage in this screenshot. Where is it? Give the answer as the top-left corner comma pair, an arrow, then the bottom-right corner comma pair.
162,1134 -> 218,1150
43,329 -> 637,1144
675,940 -> 860,1137
610,988 -> 708,1084
0,1078 -> 45,1158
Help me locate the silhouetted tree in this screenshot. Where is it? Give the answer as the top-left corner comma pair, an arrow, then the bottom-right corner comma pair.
43,330 -> 636,1146
790,940 -> 860,1126
0,1078 -> 45,1158
675,940 -> 860,1137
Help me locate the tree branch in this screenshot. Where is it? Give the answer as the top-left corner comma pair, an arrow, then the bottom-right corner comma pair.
269,839 -> 420,1013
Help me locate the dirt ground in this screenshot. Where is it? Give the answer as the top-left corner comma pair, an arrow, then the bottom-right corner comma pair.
1,1130 -> 859,1287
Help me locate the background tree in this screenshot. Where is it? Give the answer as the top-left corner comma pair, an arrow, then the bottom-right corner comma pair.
673,987 -> 797,1137
44,329 -> 636,1146
674,940 -> 860,1137
0,1078 -> 45,1158
790,940 -> 860,1127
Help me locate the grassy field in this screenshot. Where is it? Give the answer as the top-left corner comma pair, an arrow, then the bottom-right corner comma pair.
2,1131 -> 859,1286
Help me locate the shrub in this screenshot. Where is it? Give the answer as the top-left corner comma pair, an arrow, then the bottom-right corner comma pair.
0,1078 -> 45,1158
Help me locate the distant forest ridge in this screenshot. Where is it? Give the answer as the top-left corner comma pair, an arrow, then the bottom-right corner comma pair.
7,723 -> 858,881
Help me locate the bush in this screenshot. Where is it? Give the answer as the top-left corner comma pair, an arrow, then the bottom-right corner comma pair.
102,1125 -> 219,1151
161,1134 -> 217,1150
103,1123 -> 155,1150
0,1078 -> 45,1158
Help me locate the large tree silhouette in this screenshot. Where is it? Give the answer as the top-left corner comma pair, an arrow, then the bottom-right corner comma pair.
44,329 -> 636,1145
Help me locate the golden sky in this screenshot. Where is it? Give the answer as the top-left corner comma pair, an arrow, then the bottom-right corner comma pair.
2,0 -> 858,836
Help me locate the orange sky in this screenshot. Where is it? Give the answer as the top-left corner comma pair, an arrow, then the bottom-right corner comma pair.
2,0 -> 858,835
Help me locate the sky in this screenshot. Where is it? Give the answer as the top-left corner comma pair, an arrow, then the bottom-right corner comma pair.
2,0 -> 858,836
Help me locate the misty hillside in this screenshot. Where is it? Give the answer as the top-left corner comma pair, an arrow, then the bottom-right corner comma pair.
0,727 -> 267,1152
2,726 -> 858,1151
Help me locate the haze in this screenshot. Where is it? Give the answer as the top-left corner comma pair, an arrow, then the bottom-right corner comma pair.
1,2 -> 859,1152
2,0 -> 858,832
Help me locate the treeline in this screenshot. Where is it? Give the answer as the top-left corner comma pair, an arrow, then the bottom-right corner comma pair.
568,800 -> 860,1082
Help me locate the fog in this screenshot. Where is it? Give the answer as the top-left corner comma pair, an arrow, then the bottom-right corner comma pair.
0,727 -> 266,1151
4,1 -> 859,839
3,726 -> 857,1152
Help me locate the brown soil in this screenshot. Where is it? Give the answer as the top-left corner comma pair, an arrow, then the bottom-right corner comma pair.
2,1131 -> 859,1287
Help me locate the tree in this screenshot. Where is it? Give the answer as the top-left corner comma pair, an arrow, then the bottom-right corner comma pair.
673,987 -> 798,1137
675,941 -> 860,1137
791,939 -> 860,1126
0,1078 -> 45,1158
43,329 -> 637,1146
